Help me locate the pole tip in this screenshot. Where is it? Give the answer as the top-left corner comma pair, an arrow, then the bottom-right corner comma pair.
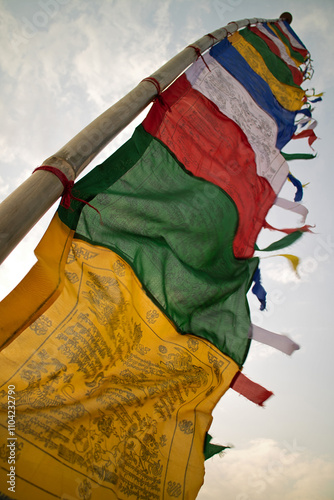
279,12 -> 293,24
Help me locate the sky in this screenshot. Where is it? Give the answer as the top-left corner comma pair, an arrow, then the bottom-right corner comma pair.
0,0 -> 334,498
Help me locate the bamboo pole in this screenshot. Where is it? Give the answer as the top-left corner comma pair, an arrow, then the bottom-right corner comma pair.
0,14 -> 290,265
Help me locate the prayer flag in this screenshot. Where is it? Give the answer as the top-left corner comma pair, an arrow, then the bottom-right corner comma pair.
0,19 -> 319,500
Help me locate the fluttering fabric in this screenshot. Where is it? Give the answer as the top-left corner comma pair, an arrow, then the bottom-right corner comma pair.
227,32 -> 305,111
249,24 -> 304,85
0,219 -> 239,499
269,21 -> 309,61
142,74 -> 277,260
250,324 -> 300,355
185,53 -> 288,195
0,19 -> 319,500
210,37 -> 298,150
239,28 -> 301,88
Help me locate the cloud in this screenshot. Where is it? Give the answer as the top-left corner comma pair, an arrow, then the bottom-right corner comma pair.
198,438 -> 334,500
260,259 -> 300,284
0,0 -> 178,191
0,175 -> 10,199
245,340 -> 279,361
294,8 -> 334,89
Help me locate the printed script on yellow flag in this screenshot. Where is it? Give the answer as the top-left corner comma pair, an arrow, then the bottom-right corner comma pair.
0,233 -> 238,500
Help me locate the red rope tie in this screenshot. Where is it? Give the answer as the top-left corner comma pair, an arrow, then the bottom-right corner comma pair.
33,166 -> 103,222
142,77 -> 171,112
142,76 -> 161,94
206,33 -> 218,47
187,45 -> 211,72
227,21 -> 239,32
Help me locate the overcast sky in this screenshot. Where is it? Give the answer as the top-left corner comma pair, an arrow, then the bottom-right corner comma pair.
0,1 -> 334,498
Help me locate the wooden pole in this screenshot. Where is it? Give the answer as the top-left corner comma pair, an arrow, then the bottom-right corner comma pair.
0,14 -> 288,265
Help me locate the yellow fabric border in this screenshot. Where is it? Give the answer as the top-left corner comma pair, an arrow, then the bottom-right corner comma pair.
0,237 -> 239,499
229,32 -> 305,111
0,214 -> 73,350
